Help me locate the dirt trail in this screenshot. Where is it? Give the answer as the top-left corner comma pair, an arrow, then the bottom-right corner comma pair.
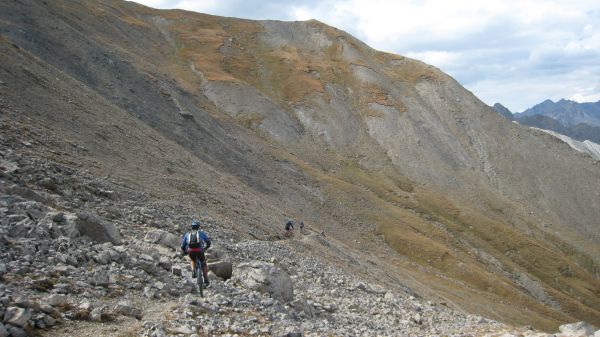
42,298 -> 179,337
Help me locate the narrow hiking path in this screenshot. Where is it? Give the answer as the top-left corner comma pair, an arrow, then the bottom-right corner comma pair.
41,297 -> 179,337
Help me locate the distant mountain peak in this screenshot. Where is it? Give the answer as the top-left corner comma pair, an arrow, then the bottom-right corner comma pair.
521,98 -> 600,127
492,103 -> 514,120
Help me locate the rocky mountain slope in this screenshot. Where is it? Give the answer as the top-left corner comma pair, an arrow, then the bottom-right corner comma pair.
1,0 -> 600,335
528,128 -> 600,161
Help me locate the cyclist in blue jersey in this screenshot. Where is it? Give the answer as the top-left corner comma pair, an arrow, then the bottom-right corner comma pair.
181,220 -> 211,285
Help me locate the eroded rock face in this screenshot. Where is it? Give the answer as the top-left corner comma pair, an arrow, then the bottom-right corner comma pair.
232,261 -> 294,302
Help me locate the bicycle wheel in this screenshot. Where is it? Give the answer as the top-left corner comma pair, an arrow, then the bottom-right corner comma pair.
196,258 -> 204,297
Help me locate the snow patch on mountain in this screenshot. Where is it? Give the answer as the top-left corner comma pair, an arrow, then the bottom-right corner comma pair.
530,126 -> 600,160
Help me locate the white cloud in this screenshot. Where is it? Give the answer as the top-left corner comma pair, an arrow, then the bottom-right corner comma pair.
133,0 -> 600,111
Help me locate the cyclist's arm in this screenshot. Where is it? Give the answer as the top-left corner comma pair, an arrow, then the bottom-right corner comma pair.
180,233 -> 188,252
200,231 -> 212,250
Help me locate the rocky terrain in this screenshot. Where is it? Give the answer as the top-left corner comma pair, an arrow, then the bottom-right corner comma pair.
1,0 -> 600,336
1,124 -> 598,336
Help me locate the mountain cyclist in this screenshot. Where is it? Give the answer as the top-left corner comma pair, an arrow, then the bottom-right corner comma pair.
181,220 -> 211,286
285,220 -> 294,238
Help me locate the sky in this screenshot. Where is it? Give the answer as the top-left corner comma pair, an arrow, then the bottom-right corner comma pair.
135,0 -> 600,112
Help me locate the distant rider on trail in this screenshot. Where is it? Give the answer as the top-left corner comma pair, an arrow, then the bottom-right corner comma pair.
285,220 -> 294,237
181,220 -> 211,286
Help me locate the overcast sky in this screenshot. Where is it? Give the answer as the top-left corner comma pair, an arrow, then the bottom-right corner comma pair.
135,0 -> 600,112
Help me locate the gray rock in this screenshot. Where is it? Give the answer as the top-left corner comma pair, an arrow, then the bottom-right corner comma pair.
559,322 -> 597,336
75,211 -> 122,244
3,307 -> 31,328
92,270 -> 110,287
59,213 -> 80,238
0,323 -> 7,337
89,307 -> 102,322
115,301 -> 142,319
47,294 -> 68,307
158,256 -> 171,271
143,287 -> 157,299
208,260 -> 233,280
13,201 -> 48,221
271,325 -> 303,337
232,261 -> 294,302
7,326 -> 27,337
0,264 -> 6,278
43,314 -> 56,327
50,212 -> 65,223
172,265 -> 182,276
144,229 -> 180,250
413,313 -> 423,325
39,178 -> 57,191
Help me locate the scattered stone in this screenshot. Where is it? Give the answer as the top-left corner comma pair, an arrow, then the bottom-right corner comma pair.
114,301 -> 143,319
3,307 -> 31,328
89,307 -> 103,322
47,294 -> 68,307
7,326 -> 26,337
0,323 -> 7,337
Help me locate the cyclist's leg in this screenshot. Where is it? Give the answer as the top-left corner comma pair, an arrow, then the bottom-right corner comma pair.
189,253 -> 197,276
200,251 -> 209,284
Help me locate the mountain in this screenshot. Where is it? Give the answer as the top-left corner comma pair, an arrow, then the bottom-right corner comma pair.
495,102 -> 600,143
1,0 -> 600,334
521,99 -> 600,127
493,103 -> 514,120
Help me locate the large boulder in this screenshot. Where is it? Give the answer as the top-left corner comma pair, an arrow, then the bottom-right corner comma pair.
144,229 -> 180,251
75,211 -> 122,245
232,261 -> 294,302
559,322 -> 597,337
207,260 -> 233,280
205,247 -> 233,280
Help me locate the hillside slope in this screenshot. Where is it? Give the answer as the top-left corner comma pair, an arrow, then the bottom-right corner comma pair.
1,0 -> 599,331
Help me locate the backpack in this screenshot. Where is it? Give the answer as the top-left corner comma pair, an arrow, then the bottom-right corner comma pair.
188,230 -> 201,249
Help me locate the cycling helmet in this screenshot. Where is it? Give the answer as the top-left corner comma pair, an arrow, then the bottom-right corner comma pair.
191,220 -> 200,229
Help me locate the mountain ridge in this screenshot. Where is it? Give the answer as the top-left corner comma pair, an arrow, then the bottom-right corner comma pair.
521,99 -> 600,127
493,101 -> 600,143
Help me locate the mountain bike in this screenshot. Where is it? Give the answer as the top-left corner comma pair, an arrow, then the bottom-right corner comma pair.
284,228 -> 294,238
195,255 -> 205,297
